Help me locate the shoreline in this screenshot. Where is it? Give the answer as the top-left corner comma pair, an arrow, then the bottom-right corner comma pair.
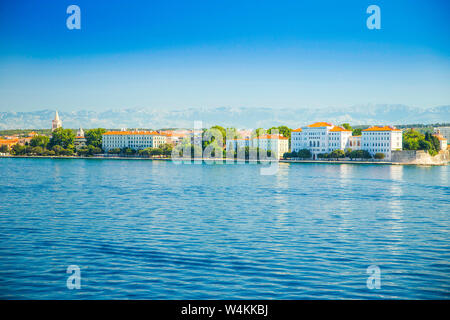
1,155 -> 448,166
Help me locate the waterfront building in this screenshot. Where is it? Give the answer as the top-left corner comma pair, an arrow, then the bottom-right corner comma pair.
226,138 -> 250,150
0,138 -> 19,150
348,135 -> 362,151
291,122 -> 352,159
361,126 -> 403,160
434,127 -> 450,142
51,111 -> 62,131
74,128 -> 87,150
252,134 -> 289,158
102,130 -> 168,152
433,133 -> 448,151
159,130 -> 189,145
292,122 -> 402,160
226,134 -> 288,158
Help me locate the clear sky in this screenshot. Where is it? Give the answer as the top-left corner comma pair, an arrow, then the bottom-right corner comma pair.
0,0 -> 449,112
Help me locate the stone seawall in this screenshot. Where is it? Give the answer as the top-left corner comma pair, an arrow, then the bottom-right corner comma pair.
392,150 -> 449,165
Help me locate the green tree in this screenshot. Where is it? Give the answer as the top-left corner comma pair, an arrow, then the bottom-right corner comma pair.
160,143 -> 173,157
374,153 -> 385,160
30,135 -> 50,148
330,149 -> 345,159
85,128 -> 107,148
52,145 -> 64,155
341,123 -> 352,131
297,149 -> 312,159
31,146 -> 44,155
352,128 -> 362,136
344,148 -> 352,157
108,148 -> 121,154
123,148 -> 135,155
49,128 -> 75,149
0,145 -> 8,153
11,144 -> 26,155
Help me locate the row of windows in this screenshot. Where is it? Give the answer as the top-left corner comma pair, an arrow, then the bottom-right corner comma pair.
363,142 -> 389,147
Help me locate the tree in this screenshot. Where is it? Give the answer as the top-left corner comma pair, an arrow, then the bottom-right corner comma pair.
345,148 -> 352,157
297,149 -> 312,159
108,148 -> 121,154
30,135 -> 49,148
349,150 -> 372,160
49,128 -> 75,149
209,126 -> 226,146
31,146 -> 44,155
374,153 -> 385,160
0,145 -> 8,153
60,148 -> 74,156
11,144 -> 26,155
123,148 -> 135,156
52,145 -> 64,155
85,128 -> 107,149
352,128 -> 362,136
330,149 -> 345,159
160,143 -> 173,157
341,123 -> 352,131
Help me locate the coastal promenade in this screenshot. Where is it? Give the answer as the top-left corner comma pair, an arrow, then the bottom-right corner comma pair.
1,154 -> 448,165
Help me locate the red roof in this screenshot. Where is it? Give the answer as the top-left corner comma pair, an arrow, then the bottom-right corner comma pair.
362,126 -> 401,132
307,122 -> 332,128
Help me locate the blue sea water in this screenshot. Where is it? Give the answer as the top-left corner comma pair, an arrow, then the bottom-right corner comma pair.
0,158 -> 449,299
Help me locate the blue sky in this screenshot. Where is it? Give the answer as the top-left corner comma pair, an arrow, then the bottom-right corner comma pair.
0,0 -> 449,112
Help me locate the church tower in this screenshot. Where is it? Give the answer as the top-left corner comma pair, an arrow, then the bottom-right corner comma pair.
52,111 -> 62,131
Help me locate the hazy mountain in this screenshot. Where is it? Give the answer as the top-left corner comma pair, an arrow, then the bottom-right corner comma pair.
0,105 -> 449,130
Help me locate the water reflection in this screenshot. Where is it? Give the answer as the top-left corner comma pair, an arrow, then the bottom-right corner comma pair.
273,164 -> 290,228
386,165 -> 405,250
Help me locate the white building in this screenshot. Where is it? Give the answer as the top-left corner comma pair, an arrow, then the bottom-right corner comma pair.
348,135 -> 362,151
51,111 -> 62,131
102,130 -> 168,152
434,127 -> 450,142
361,126 -> 402,160
433,133 -> 448,151
291,122 -> 402,160
252,134 -> 289,158
226,134 -> 289,158
226,138 -> 250,150
74,127 -> 87,150
291,122 -> 352,159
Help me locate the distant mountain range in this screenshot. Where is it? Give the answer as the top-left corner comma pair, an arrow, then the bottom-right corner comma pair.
0,105 -> 449,130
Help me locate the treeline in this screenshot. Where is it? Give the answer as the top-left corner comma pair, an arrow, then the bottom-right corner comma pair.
9,128 -> 106,156
283,148 -> 384,160
107,144 -> 173,157
403,129 -> 441,156
173,145 -> 274,159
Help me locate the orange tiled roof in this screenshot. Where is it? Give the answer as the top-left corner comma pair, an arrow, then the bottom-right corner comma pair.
329,126 -> 351,132
0,138 -> 19,145
307,122 -> 332,128
362,126 -> 401,132
433,134 -> 447,141
292,128 -> 302,132
103,131 -> 165,136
